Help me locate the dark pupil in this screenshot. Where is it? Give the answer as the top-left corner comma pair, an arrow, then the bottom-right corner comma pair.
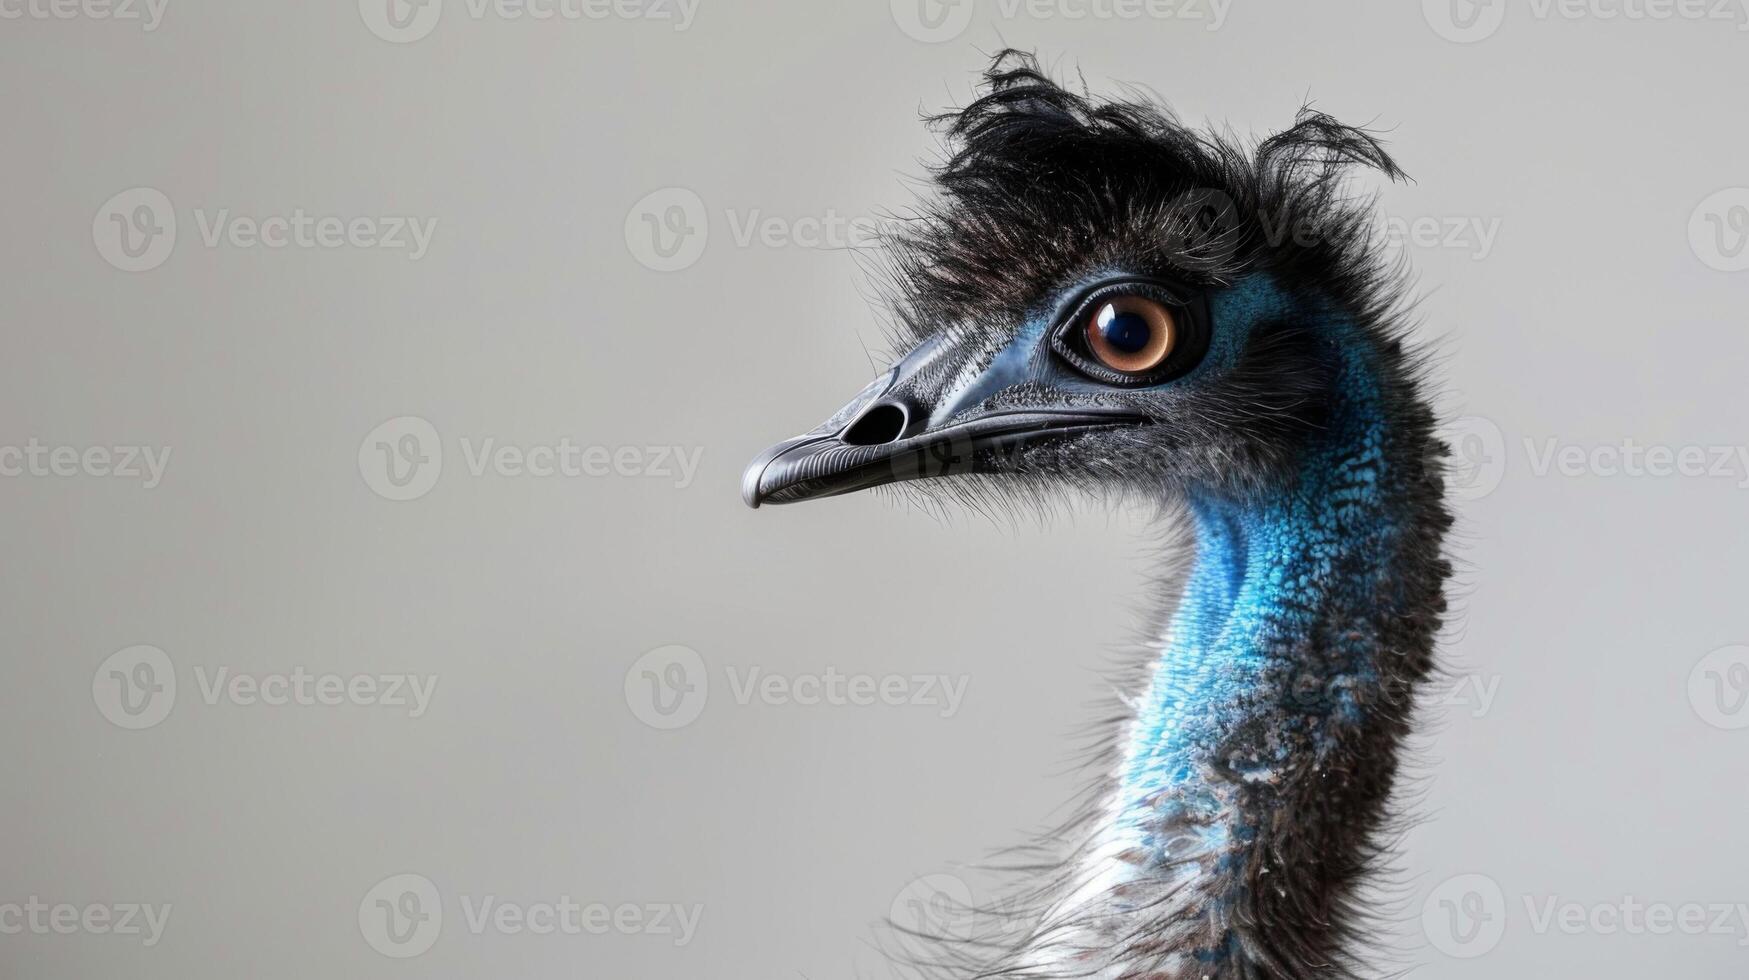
1099,308 -> 1152,354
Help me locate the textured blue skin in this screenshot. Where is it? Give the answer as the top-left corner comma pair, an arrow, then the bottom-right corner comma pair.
933,272 -> 1399,866
1114,274 -> 1396,866
890,271 -> 1417,971
938,271 -> 1399,867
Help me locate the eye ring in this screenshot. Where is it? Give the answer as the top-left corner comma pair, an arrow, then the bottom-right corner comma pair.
1048,279 -> 1208,387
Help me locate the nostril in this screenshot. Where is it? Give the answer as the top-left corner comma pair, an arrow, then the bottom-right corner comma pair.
841,402 -> 908,446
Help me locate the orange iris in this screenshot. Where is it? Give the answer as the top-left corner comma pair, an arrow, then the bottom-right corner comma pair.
1085,295 -> 1177,375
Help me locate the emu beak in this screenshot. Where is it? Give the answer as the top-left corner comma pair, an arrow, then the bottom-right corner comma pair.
741,408 -> 1144,508
742,340 -> 1146,508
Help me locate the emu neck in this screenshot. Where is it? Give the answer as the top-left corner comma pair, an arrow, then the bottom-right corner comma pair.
1121,475 -> 1395,823
1102,335 -> 1445,972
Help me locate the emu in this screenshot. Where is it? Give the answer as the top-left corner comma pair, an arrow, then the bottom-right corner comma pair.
743,52 -> 1453,980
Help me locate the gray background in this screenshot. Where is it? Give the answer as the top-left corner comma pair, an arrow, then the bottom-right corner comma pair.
3,1 -> 1747,977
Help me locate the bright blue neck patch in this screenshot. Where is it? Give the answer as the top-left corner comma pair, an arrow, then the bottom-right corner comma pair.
1114,274 -> 1397,855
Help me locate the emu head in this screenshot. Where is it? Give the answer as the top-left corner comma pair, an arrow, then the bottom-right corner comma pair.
743,51 -> 1409,513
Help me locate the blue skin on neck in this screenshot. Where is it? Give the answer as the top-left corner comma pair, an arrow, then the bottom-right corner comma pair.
925,270 -> 1398,863
1112,274 -> 1396,862
901,272 -> 1412,968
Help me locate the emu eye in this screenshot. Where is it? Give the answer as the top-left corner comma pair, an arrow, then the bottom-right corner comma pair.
1085,296 -> 1176,375
1049,279 -> 1206,387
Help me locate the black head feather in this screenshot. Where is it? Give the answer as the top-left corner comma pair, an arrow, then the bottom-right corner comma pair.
885,50 -> 1405,347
